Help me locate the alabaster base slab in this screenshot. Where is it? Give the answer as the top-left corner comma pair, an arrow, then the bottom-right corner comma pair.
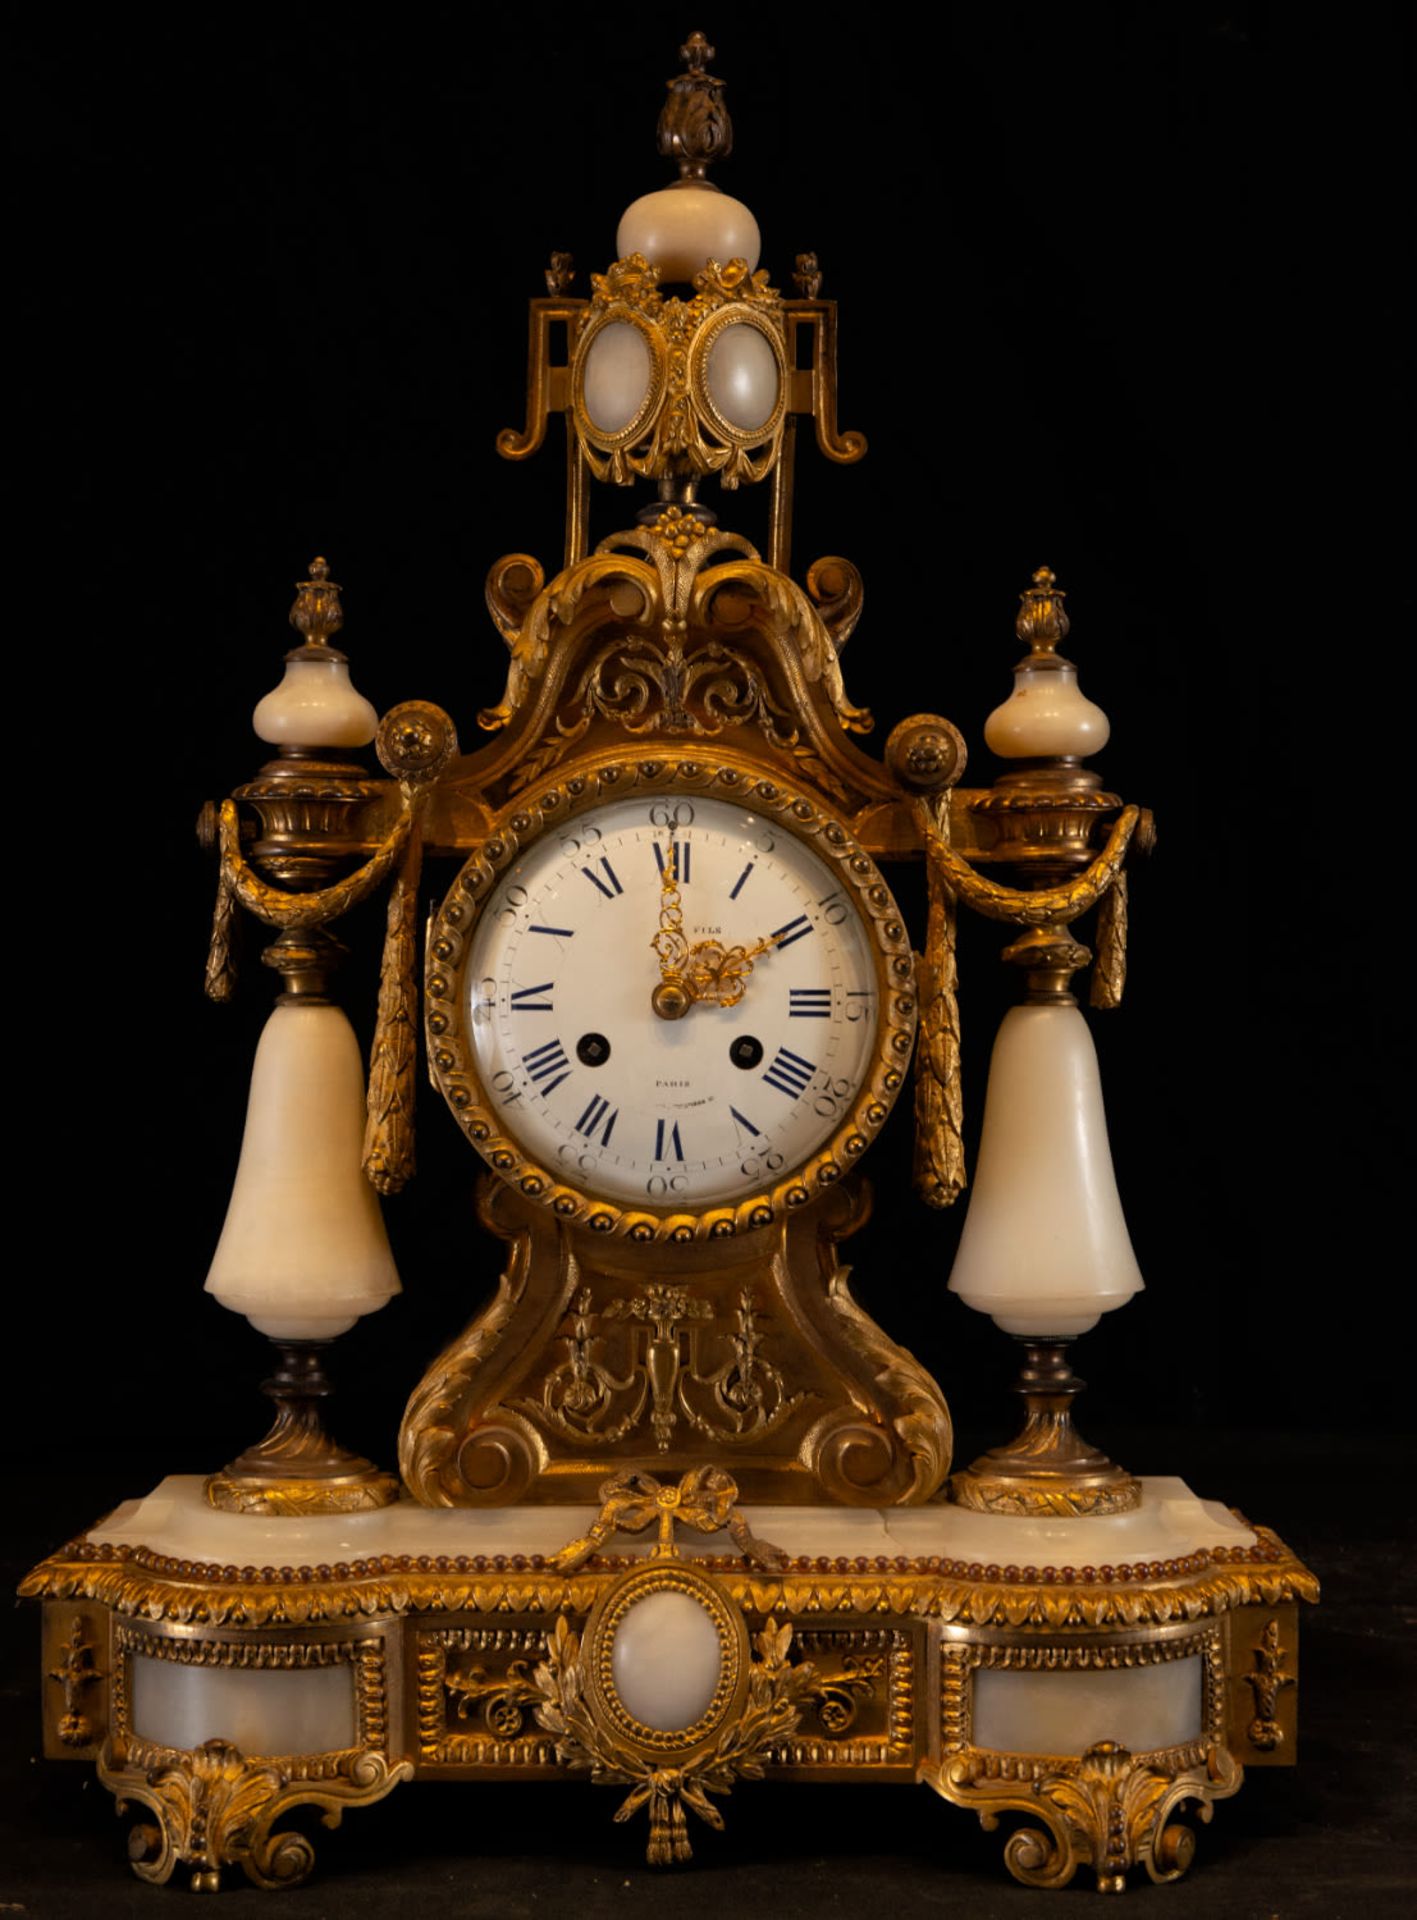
88,1471 -> 1254,1563
25,1473 -> 1317,1896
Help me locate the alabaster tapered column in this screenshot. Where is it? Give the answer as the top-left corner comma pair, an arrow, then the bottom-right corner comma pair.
949,1001 -> 1143,1334
949,999 -> 1143,1515
205,1002 -> 400,1338
204,997 -> 401,1514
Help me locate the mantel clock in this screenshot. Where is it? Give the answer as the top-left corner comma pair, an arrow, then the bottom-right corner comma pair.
405,634 -> 940,1510
24,31 -> 1317,1897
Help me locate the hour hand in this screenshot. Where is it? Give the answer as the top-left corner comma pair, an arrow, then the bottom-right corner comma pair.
683,931 -> 776,1010
720,928 -> 784,977
740,931 -> 780,963
697,921 -> 803,1008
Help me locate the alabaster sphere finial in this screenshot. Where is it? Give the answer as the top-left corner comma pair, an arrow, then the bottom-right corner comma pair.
616,34 -> 761,284
251,556 -> 380,749
616,188 -> 762,285
984,566 -> 1111,761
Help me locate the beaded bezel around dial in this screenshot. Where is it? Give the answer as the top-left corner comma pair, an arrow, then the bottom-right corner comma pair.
424,754 -> 917,1244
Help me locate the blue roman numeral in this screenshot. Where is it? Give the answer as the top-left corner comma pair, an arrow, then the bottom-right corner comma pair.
763,1047 -> 815,1098
580,857 -> 624,899
652,842 -> 691,884
528,924 -> 575,938
509,982 -> 555,1012
729,861 -> 755,900
522,1038 -> 571,1095
654,1118 -> 685,1160
729,1106 -> 761,1138
574,1094 -> 618,1146
771,914 -> 813,950
789,988 -> 832,1017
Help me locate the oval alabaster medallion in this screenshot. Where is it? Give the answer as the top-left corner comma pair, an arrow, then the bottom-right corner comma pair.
582,1561 -> 749,1757
422,759 -> 919,1242
690,305 -> 786,446
573,309 -> 666,450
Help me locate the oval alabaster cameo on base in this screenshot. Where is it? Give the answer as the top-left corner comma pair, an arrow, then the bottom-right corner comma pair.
610,1588 -> 727,1732
582,1562 -> 749,1756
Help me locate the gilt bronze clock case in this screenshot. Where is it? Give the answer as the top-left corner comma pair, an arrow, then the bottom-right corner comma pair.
401,570 -> 951,1508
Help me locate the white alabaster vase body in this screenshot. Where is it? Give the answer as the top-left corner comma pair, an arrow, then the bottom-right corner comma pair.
616,185 -> 761,284
984,662 -> 1110,760
252,653 -> 379,748
205,1002 -> 401,1339
947,1001 -> 1143,1335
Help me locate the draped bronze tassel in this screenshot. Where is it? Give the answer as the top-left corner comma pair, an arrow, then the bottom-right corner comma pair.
204,867 -> 238,1003
913,796 -> 966,1207
1090,871 -> 1128,1009
363,819 -> 424,1193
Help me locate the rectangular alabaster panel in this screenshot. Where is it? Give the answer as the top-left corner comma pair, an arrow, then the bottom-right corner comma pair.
91,1475 -> 1256,1567
972,1653 -> 1203,1757
131,1654 -> 357,1756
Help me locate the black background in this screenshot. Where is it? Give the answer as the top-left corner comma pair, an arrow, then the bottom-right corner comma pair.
10,6 -> 1414,1912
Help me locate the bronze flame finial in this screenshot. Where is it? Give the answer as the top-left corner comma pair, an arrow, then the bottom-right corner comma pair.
1015,564 -> 1071,656
658,31 -> 732,182
289,555 -> 344,650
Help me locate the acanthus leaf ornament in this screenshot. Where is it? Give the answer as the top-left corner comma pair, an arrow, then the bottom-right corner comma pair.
478,516 -> 873,782
99,1736 -> 411,1895
935,1740 -> 1245,1894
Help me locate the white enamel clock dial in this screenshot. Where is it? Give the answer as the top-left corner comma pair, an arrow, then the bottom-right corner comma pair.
463,794 -> 879,1207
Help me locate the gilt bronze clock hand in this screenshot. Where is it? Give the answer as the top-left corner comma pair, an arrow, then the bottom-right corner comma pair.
650,840 -> 693,1020
650,841 -> 782,1019
650,842 -> 689,973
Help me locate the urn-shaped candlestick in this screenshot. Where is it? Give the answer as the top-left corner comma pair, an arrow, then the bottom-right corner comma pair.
948,568 -> 1143,1517
203,561 -> 402,1514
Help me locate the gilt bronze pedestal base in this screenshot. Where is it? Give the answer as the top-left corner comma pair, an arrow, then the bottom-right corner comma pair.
24,1472 -> 1316,1894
